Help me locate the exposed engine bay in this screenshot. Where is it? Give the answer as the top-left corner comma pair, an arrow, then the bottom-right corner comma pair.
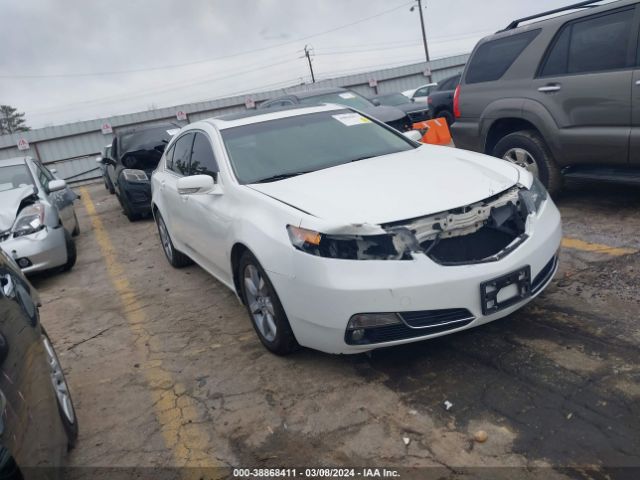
384,186 -> 532,265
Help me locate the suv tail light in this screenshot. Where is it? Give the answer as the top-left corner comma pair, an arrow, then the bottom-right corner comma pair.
453,85 -> 461,118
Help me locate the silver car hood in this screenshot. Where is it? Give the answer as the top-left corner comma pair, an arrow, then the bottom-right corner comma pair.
0,186 -> 36,233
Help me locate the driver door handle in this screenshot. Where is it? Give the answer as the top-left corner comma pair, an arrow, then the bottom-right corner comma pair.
538,84 -> 561,93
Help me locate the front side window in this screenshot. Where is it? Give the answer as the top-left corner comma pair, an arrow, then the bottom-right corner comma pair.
34,161 -> 54,191
221,109 -> 415,184
540,9 -> 634,76
164,144 -> 175,170
189,133 -> 219,178
0,164 -> 33,192
466,30 -> 539,84
299,91 -> 373,110
170,133 -> 194,176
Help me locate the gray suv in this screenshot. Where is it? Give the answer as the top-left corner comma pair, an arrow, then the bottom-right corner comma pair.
451,0 -> 640,194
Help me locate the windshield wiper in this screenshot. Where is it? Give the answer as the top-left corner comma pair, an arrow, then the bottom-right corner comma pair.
252,171 -> 311,183
351,155 -> 376,163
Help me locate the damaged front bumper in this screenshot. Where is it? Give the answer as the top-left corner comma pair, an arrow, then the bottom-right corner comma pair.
272,189 -> 561,354
0,226 -> 68,274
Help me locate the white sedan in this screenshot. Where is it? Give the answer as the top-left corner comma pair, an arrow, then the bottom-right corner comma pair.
151,104 -> 561,355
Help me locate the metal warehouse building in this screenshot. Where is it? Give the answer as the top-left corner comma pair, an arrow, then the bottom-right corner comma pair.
0,54 -> 468,184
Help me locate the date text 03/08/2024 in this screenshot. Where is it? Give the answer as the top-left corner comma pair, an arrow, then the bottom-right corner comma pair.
233,468 -> 401,478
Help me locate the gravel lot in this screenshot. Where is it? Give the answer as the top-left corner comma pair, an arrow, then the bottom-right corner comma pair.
30,181 -> 640,478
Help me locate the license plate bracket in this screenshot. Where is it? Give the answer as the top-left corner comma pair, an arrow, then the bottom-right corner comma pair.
481,266 -> 531,315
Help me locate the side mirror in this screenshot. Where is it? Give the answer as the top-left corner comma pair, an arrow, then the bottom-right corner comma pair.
403,130 -> 423,143
371,99 -> 381,106
47,179 -> 67,193
177,175 -> 222,195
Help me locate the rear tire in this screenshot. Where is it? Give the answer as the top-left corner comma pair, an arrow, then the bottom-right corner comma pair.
437,110 -> 455,126
155,211 -> 192,268
41,329 -> 78,450
62,231 -> 76,272
493,130 -> 562,195
239,251 -> 299,355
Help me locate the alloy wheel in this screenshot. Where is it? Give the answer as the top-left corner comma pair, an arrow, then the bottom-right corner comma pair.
243,264 -> 277,342
43,335 -> 75,425
157,215 -> 174,262
503,147 -> 540,178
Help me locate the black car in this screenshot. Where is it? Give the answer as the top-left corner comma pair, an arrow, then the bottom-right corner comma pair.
426,73 -> 461,126
0,249 -> 77,477
103,123 -> 179,221
259,87 -> 413,132
369,92 -> 431,124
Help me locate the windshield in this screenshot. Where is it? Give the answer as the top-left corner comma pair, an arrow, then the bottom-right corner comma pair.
221,109 -> 416,184
0,164 -> 34,192
299,91 -> 373,110
374,94 -> 409,106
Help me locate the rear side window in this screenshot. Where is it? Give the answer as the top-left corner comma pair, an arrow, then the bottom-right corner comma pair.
540,8 -> 634,76
466,30 -> 540,84
170,133 -> 194,176
189,133 -> 219,178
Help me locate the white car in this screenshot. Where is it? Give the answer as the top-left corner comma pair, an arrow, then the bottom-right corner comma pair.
402,82 -> 438,103
0,157 -> 79,274
151,104 -> 561,355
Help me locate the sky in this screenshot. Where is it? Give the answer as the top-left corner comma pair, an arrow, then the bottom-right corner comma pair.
0,0 -> 585,128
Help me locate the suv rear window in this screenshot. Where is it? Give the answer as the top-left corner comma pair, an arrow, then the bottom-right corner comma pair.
540,8 -> 634,77
465,30 -> 540,84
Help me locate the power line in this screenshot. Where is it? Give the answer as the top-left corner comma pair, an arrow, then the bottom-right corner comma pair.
1,1 -> 413,79
27,57 -> 301,116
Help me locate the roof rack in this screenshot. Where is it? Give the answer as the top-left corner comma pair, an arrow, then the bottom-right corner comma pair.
504,0 -> 605,30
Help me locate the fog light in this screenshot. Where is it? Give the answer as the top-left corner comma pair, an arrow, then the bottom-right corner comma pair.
347,313 -> 401,329
351,329 -> 365,342
17,258 -> 32,268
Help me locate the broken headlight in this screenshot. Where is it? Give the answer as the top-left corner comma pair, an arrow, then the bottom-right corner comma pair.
287,226 -> 417,260
121,169 -> 149,182
12,203 -> 45,238
529,177 -> 548,212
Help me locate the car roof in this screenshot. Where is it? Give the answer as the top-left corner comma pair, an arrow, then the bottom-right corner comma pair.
206,103 -> 347,129
487,0 -> 631,40
0,157 -> 30,167
290,87 -> 347,99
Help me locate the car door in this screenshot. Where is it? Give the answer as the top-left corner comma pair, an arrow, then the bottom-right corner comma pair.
32,161 -> 75,230
629,8 -> 640,164
533,5 -> 638,166
160,132 -> 194,248
181,131 -> 233,283
413,85 -> 433,103
0,259 -> 67,470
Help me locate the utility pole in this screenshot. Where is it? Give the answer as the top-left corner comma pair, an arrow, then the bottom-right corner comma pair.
304,45 -> 316,83
411,0 -> 432,82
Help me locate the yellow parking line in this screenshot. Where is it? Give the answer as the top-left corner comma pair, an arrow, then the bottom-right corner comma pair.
562,237 -> 638,257
80,187 -> 215,469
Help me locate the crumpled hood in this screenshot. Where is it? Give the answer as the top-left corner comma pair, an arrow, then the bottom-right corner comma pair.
249,145 -> 522,225
0,186 -> 37,233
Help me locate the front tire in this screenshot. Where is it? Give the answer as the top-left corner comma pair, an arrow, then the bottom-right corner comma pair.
492,130 -> 562,195
62,231 -> 76,271
239,251 -> 298,355
155,211 -> 192,268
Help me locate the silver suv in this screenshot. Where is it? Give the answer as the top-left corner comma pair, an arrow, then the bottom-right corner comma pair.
451,0 -> 640,194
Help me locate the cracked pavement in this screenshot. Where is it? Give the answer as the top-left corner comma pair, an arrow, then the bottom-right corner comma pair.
28,181 -> 640,477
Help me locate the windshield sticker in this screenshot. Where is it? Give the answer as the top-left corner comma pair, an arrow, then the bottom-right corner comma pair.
166,129 -> 180,136
338,92 -> 356,99
332,113 -> 371,126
